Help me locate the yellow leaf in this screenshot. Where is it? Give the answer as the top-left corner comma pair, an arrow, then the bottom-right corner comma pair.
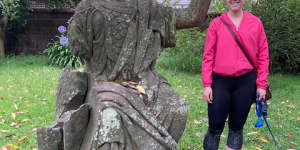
247,131 -> 258,135
11,113 -> 16,120
0,144 -> 19,149
193,120 -> 202,124
258,136 -> 269,143
250,146 -> 262,150
21,119 -> 29,122
136,85 -> 146,94
14,136 -> 27,145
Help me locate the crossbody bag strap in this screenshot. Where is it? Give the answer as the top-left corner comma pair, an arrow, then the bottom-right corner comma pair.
220,18 -> 256,68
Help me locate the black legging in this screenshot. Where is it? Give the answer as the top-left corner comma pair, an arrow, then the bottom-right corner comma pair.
208,70 -> 256,132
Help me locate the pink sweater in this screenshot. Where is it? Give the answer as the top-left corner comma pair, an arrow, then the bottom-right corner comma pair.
202,11 -> 269,89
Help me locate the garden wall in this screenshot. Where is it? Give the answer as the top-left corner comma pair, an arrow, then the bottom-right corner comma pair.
7,8 -> 74,54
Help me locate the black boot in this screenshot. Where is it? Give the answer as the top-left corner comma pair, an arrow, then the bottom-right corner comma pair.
203,128 -> 222,150
227,128 -> 243,150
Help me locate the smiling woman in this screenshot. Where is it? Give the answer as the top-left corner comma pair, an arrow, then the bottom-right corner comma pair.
201,0 -> 270,149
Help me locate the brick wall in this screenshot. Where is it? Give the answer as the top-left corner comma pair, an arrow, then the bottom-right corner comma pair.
7,8 -> 74,54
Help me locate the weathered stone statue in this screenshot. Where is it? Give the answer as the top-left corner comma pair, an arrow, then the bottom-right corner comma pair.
37,0 -> 211,149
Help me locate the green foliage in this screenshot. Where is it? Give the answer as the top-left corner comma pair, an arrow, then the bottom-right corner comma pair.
0,0 -> 21,20
252,0 -> 300,73
44,37 -> 82,68
157,28 -> 206,73
0,0 -> 27,29
1,0 -> 28,55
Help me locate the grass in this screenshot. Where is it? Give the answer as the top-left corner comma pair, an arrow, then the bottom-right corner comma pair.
0,55 -> 300,150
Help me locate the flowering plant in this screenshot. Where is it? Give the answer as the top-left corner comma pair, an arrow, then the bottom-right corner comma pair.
44,24 -> 82,68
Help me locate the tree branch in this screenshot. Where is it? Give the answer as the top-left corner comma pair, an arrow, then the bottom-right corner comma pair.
175,0 -> 211,29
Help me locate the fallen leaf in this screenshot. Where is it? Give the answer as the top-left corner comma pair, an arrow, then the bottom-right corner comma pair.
285,104 -> 295,109
14,136 -> 27,145
290,141 -> 299,146
285,134 -> 292,139
193,120 -> 202,124
21,119 -> 29,122
250,146 -> 262,150
10,122 -> 19,128
32,128 -> 37,132
0,129 -> 10,133
136,85 -> 146,94
0,144 -> 19,149
257,136 -> 269,143
16,112 -> 26,115
14,104 -> 18,110
5,134 -> 14,140
195,132 -> 202,137
247,131 -> 258,135
0,96 -> 3,100
11,113 -> 16,120
0,87 -> 3,91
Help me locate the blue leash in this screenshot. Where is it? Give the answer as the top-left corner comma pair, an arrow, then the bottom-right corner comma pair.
255,94 -> 281,150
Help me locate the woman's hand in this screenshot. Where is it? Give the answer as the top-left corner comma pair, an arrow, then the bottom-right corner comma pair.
257,88 -> 266,100
203,87 -> 213,103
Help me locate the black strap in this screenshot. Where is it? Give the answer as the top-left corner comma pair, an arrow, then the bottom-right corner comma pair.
220,18 -> 256,68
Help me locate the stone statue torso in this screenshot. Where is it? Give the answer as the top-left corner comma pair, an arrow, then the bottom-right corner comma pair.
68,0 -> 176,82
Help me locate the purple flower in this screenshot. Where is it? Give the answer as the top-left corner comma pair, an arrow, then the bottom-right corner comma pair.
58,25 -> 67,34
60,36 -> 69,46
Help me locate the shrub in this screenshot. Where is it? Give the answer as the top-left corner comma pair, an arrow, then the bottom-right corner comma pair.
252,0 -> 300,73
157,28 -> 206,73
1,0 -> 28,55
44,25 -> 82,68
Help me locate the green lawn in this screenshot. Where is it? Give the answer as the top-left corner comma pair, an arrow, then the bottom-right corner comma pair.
0,56 -> 299,150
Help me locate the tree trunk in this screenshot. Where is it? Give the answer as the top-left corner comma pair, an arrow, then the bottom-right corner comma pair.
0,16 -> 8,57
175,0 -> 211,29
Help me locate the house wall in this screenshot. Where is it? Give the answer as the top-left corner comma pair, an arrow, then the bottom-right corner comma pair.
6,8 -> 74,54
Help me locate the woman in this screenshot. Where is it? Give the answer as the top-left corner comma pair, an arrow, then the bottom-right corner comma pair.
201,0 -> 269,149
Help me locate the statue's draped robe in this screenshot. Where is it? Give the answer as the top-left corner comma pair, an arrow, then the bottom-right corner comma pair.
68,0 -> 187,149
